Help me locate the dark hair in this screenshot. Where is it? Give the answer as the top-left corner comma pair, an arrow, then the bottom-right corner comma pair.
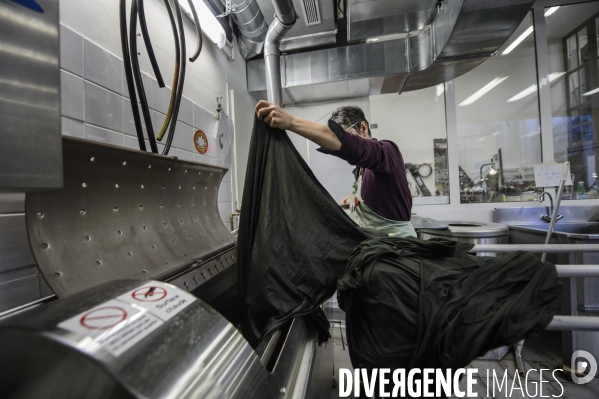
331,106 -> 371,137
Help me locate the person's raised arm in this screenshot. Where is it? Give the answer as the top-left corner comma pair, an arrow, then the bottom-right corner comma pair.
255,100 -> 341,151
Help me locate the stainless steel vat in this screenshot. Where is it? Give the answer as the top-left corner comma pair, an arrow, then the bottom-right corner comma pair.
418,220 -> 510,257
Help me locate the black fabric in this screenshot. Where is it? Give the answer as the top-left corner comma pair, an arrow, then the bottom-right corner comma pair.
237,116 -> 562,372
237,117 -> 383,348
338,237 -> 563,370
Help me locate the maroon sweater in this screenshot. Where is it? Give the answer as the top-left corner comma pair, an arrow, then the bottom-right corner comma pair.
318,120 -> 412,221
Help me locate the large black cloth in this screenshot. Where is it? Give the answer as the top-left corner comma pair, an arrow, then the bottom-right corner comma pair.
237,116 -> 562,369
338,237 -> 562,370
237,117 -> 382,348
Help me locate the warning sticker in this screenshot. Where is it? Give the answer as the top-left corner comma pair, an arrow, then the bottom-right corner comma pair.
58,300 -> 164,356
57,282 -> 196,357
116,281 -> 196,321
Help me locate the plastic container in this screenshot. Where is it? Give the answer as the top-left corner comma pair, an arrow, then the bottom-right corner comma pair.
577,181 -> 588,199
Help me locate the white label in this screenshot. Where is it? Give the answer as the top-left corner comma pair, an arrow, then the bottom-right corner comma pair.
534,163 -> 573,187
58,300 -> 164,356
58,282 -> 196,357
116,281 -> 196,321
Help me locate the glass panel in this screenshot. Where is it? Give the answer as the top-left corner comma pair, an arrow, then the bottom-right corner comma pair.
547,2 -> 599,200
568,35 -> 579,70
578,27 -> 589,65
369,86 -> 449,205
455,12 -> 541,203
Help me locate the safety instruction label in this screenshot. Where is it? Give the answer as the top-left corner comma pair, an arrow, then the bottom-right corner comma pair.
58,282 -> 196,357
116,281 -> 196,321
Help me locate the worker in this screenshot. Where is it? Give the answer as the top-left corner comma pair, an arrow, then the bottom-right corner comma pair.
256,100 -> 415,238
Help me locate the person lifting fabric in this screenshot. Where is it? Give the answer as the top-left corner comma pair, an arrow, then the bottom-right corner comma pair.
256,101 -> 416,238
238,105 -> 562,389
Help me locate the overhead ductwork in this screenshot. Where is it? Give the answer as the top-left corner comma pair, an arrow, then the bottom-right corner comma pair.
247,0 -> 536,104
217,0 -> 269,59
220,0 -> 336,60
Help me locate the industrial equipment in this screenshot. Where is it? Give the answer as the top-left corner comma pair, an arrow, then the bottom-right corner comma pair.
0,138 -> 333,398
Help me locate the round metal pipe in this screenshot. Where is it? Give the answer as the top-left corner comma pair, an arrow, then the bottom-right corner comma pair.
264,0 -> 297,105
546,316 -> 599,331
469,244 -> 599,253
556,265 -> 599,278
225,0 -> 267,59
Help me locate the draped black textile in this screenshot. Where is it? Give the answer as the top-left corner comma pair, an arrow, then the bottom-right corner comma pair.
237,116 -> 562,370
237,117 -> 382,348
338,237 -> 563,370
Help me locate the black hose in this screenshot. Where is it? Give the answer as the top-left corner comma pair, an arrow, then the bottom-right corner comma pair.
119,0 -> 146,152
138,0 -> 165,87
157,0 -> 180,141
187,0 -> 202,62
162,0 -> 186,156
130,0 -> 159,153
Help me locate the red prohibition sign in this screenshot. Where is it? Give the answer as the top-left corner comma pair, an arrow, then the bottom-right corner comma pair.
132,286 -> 167,302
80,307 -> 127,330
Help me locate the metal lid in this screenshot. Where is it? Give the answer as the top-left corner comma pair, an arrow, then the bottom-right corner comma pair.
419,220 -> 509,238
410,216 -> 449,231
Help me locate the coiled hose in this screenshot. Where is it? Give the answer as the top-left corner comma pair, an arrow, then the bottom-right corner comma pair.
138,0 -> 165,88
161,0 -> 186,156
130,0 -> 159,153
120,0 -> 146,152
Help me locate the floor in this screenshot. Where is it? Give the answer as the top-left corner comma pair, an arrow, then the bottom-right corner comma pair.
327,317 -> 599,399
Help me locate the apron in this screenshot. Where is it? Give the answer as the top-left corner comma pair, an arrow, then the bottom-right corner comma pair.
349,169 -> 416,238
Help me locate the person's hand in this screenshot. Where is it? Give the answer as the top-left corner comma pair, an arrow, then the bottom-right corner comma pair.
340,194 -> 350,209
255,100 -> 294,130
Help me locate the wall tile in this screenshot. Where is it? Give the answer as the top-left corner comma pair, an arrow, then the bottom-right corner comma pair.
194,103 -> 217,134
123,99 -> 146,137
84,39 -> 123,94
179,97 -> 193,125
60,70 -> 84,120
60,24 -> 83,76
175,149 -> 195,162
151,110 -> 166,136
195,153 -> 209,164
152,85 -> 171,113
85,124 -> 124,146
85,81 -> 123,132
172,122 -> 194,151
61,117 -> 85,138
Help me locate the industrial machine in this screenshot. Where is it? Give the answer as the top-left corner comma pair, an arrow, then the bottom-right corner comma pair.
0,138 -> 333,398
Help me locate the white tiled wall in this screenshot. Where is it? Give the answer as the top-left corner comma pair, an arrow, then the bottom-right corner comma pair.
59,24 -> 234,226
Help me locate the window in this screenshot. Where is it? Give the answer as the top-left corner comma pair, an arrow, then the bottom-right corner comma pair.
455,12 -> 542,203
369,85 -> 449,205
547,2 -> 599,199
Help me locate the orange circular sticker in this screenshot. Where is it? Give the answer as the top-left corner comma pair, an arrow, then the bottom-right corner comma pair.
194,130 -> 208,154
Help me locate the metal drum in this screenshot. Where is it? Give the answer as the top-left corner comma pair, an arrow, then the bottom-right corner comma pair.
418,221 -> 509,257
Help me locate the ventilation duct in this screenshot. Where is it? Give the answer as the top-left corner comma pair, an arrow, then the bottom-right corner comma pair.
247,0 -> 536,104
219,0 -> 269,59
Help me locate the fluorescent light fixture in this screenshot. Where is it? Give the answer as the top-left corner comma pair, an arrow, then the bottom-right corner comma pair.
459,77 -> 508,106
492,131 -> 502,136
583,87 -> 599,96
436,83 -> 444,97
179,0 -> 227,49
507,72 -> 566,102
502,26 -> 534,55
544,6 -> 560,16
366,38 -> 380,43
475,137 -> 486,142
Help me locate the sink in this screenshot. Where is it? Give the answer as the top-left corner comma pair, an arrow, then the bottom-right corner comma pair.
508,222 -> 599,239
